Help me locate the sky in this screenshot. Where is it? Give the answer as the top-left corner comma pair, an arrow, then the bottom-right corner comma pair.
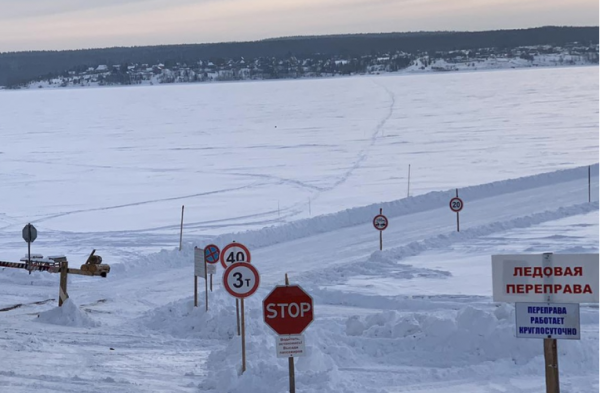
0,0 -> 598,52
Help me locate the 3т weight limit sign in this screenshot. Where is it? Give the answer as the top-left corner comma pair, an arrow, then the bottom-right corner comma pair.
223,263 -> 260,298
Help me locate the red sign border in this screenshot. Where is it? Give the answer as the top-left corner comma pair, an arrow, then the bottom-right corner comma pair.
222,262 -> 260,299
372,214 -> 388,231
263,284 -> 314,335
449,197 -> 464,213
204,244 -> 221,265
220,242 -> 252,269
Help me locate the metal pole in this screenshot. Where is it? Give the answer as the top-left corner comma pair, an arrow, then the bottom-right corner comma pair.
456,189 -> 460,232
285,273 -> 295,393
27,241 -> 31,275
241,298 -> 246,373
179,205 -> 184,251
204,256 -> 208,312
544,338 -> 560,393
194,276 -> 198,307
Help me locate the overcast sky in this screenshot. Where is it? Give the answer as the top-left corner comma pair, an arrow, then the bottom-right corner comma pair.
1,0 -> 598,52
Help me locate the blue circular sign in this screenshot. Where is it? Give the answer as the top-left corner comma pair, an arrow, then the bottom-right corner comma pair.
204,244 -> 220,264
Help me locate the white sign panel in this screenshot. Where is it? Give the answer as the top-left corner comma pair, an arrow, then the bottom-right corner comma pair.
276,335 -> 306,358
492,254 -> 599,303
207,264 -> 217,275
194,247 -> 206,278
515,303 -> 580,340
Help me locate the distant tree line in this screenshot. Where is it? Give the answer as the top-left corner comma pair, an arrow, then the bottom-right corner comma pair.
0,26 -> 597,87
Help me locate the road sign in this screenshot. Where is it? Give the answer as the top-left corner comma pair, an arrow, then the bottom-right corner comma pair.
515,303 -> 580,340
220,242 -> 251,269
263,285 -> 314,335
276,335 -> 306,358
207,264 -> 217,275
373,214 -> 388,231
22,224 -> 37,243
223,263 -> 260,298
194,247 -> 205,278
449,197 -> 463,213
204,244 -> 220,264
492,253 -> 599,303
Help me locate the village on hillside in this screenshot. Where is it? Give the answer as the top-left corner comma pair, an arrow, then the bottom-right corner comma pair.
9,42 -> 599,89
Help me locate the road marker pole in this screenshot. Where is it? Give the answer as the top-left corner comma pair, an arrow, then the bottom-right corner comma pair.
179,205 -> 185,251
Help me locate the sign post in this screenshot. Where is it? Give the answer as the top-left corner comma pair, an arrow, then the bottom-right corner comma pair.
492,253 -> 599,393
223,262 -> 260,374
372,209 -> 388,251
221,241 -> 252,336
22,223 -> 38,274
263,277 -> 314,393
449,190 -> 463,232
179,205 -> 185,251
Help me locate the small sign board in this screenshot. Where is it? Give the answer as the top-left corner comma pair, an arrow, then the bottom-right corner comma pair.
194,247 -> 206,278
276,335 -> 306,358
515,303 -> 580,340
492,254 -> 599,303
204,244 -> 220,264
207,264 -> 217,275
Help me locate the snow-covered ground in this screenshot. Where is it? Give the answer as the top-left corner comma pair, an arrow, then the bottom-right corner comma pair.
0,66 -> 598,393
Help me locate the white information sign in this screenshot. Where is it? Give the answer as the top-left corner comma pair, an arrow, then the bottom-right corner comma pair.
515,303 -> 580,340
207,264 -> 217,275
492,254 -> 599,303
194,247 -> 206,278
276,335 -> 306,358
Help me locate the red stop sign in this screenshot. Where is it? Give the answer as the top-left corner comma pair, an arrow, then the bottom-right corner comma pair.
263,285 -> 314,335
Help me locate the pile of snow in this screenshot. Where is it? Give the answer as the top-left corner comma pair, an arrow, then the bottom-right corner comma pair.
115,164 -> 597,276
37,298 -> 99,327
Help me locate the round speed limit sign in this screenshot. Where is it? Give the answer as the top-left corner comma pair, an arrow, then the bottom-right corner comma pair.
223,263 -> 260,298
220,242 -> 251,269
449,197 -> 464,213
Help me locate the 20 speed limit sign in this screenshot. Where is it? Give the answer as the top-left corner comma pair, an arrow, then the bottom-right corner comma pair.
223,263 -> 260,298
373,214 -> 388,231
449,197 -> 464,213
220,242 -> 251,269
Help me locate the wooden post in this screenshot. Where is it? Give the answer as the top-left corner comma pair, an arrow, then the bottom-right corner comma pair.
285,273 -> 295,393
194,275 -> 198,307
241,298 -> 246,373
59,261 -> 69,307
179,205 -> 185,251
544,338 -> 560,393
204,255 -> 208,312
456,188 -> 460,232
407,164 -> 411,198
236,299 -> 241,336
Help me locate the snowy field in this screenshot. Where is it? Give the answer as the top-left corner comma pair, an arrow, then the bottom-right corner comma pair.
0,66 -> 598,393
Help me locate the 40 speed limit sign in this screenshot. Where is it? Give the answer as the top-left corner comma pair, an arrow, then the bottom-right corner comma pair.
223,263 -> 260,298
220,242 -> 252,269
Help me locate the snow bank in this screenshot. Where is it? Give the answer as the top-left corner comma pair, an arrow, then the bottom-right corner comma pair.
342,304 -> 599,372
37,298 -> 99,327
116,165 -> 598,276
209,164 -> 598,250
